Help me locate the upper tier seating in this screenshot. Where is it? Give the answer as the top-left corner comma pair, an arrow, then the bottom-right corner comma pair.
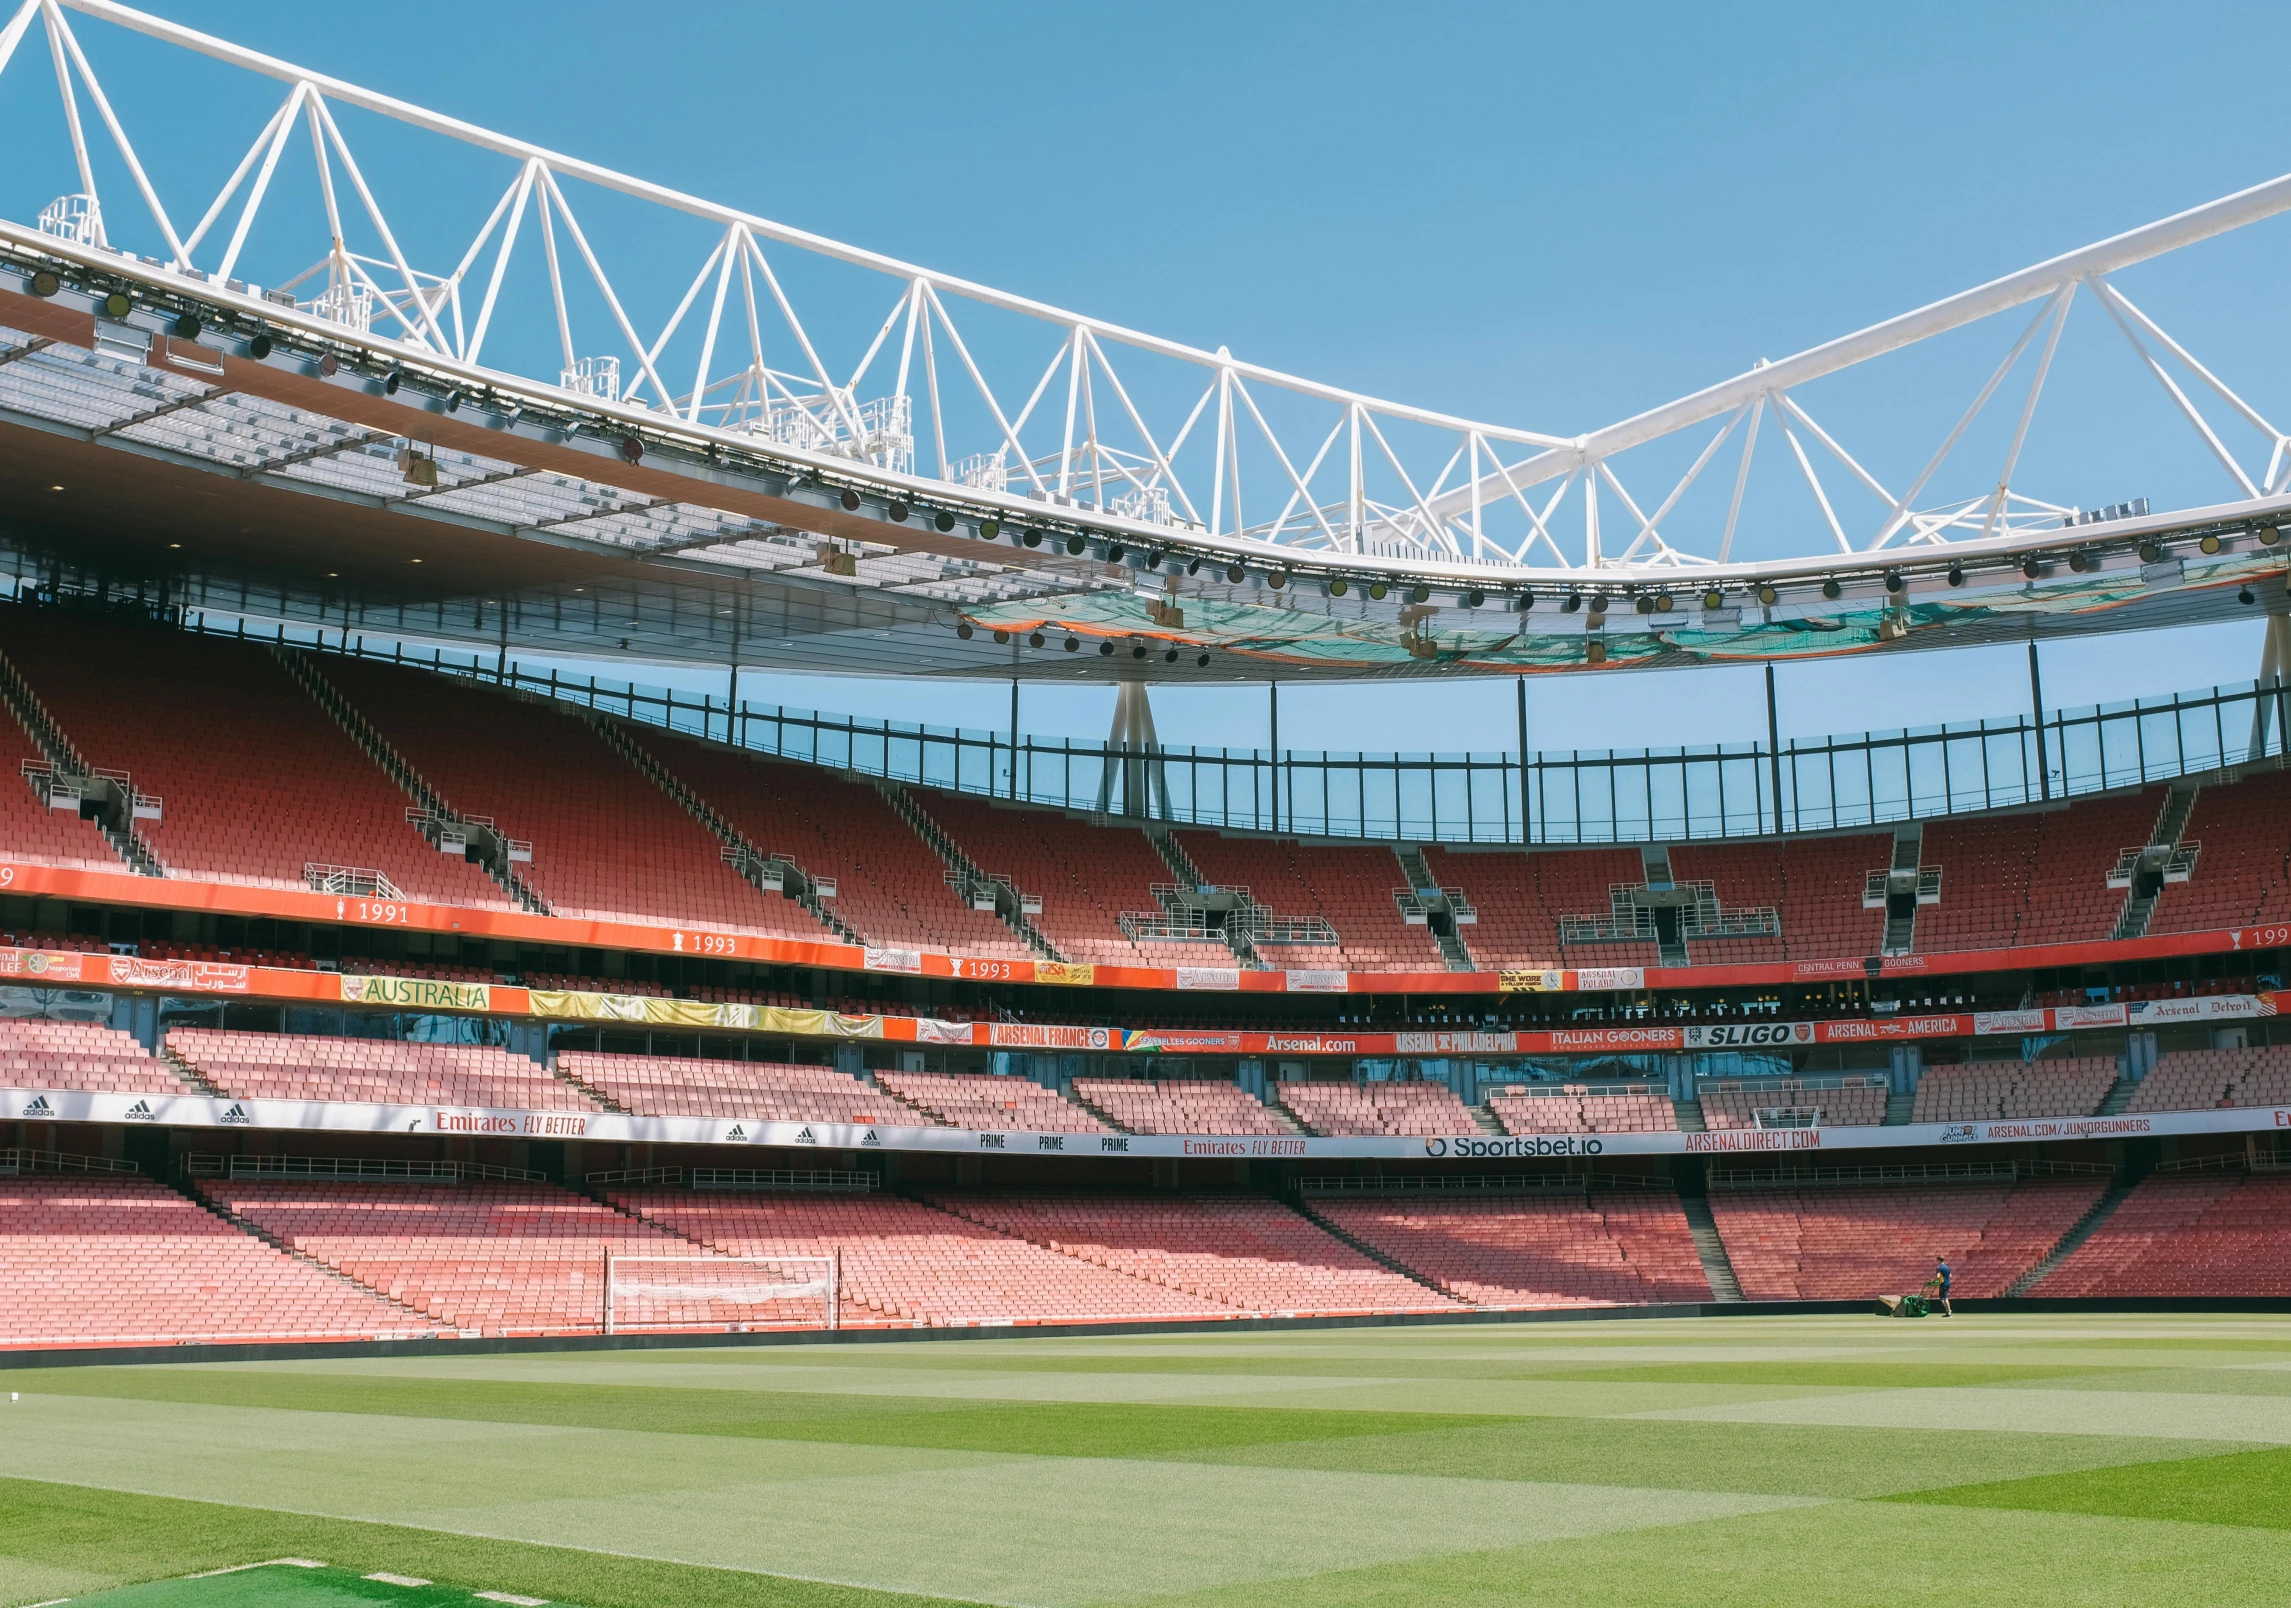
0,1018 -> 192,1095
318,660 -> 771,931
0,1172 -> 424,1345
1775,834 -> 1889,961
0,700 -> 119,871
1489,1084 -> 1678,1135
2126,1046 -> 2291,1114
919,794 -> 1181,966
1914,814 -> 2038,953
1700,1077 -> 1887,1129
1709,1176 -> 2108,1299
168,1029 -> 598,1111
202,1178 -> 699,1334
2149,773 -> 2291,934
2019,788 -> 2165,947
1071,1077 -> 1292,1135
1420,847 -> 1558,969
2035,1171 -> 2291,1297
1175,833 -> 1444,971
1314,1190 -> 1710,1306
1536,847 -> 1661,970
1277,1079 -> 1474,1136
1668,844 -> 1787,966
556,1052 -> 914,1124
609,1188 -> 1225,1325
632,729 -> 1029,958
0,611 -> 506,904
1910,1055 -> 2119,1123
930,1192 -> 1459,1315
874,1070 -> 1106,1131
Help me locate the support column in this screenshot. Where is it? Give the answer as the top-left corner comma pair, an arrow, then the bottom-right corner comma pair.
1009,679 -> 1020,798
1269,682 -> 1280,836
1765,664 -> 1784,836
2252,613 -> 2288,762
1515,677 -> 1530,846
2028,641 -> 2050,801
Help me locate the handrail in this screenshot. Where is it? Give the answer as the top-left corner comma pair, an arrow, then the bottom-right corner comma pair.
178,609 -> 2291,847
1707,1158 -> 2113,1187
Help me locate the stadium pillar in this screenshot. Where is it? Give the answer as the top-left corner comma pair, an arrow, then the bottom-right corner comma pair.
1010,679 -> 1019,799
1269,682 -> 1280,835
2028,641 -> 2051,800
1764,665 -> 1783,836
1515,677 -> 1530,845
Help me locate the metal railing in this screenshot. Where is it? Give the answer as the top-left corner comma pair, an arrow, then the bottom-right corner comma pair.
0,1148 -> 138,1176
1296,1171 -> 1663,1194
584,1165 -> 877,1192
182,1154 -> 543,1183
190,613 -> 2291,847
1707,1158 -> 2114,1188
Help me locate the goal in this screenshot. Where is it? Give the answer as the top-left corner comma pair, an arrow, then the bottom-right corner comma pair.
603,1252 -> 840,1334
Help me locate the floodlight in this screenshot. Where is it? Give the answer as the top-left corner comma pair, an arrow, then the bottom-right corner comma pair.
1947,565 -> 1965,587
1028,631 -> 1045,648
1822,578 -> 1843,600
1327,577 -> 1350,597
171,312 -> 200,339
2139,540 -> 2164,563
840,489 -> 862,511
1409,584 -> 1430,603
1883,570 -> 1903,593
1755,583 -> 1778,606
1067,535 -> 1087,556
2200,533 -> 2223,555
993,630 -> 1010,644
955,623 -> 974,639
28,271 -> 59,297
1368,581 -> 1389,600
1227,563 -> 1247,583
934,511 -> 956,532
1587,641 -> 1608,665
980,519 -> 1002,540
246,333 -> 273,359
1024,530 -> 1043,548
1464,589 -> 1485,608
1703,589 -> 1724,610
887,501 -> 909,522
101,291 -> 130,318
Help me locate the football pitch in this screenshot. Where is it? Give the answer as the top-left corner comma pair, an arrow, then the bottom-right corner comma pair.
4,1313 -> 2289,1608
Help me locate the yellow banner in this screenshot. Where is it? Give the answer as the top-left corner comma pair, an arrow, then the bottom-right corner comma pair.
340,975 -> 494,1011
1498,968 -> 1566,993
1034,962 -> 1097,986
524,992 -> 886,1039
758,1006 -> 885,1040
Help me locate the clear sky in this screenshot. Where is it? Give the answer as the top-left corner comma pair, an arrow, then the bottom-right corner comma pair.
10,0 -> 2289,757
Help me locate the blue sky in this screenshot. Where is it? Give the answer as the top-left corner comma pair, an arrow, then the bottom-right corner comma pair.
9,0 -> 2288,756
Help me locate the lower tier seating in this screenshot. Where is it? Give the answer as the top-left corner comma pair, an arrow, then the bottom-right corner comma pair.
555,1052 -> 912,1124
1700,1077 -> 1887,1129
1071,1077 -> 1291,1135
1313,1190 -> 1711,1306
2126,1046 -> 2291,1114
608,1188 -> 1227,1325
1709,1177 -> 2108,1299
167,1029 -> 599,1112
1489,1084 -> 1678,1135
0,1172 -> 424,1346
1277,1079 -> 1475,1136
2035,1171 -> 2291,1297
0,1018 -> 192,1095
1910,1056 -> 2118,1123
875,1070 -> 1106,1132
200,1178 -> 698,1334
928,1192 -> 1459,1315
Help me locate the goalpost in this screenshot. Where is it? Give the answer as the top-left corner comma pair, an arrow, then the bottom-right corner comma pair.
603,1252 -> 840,1334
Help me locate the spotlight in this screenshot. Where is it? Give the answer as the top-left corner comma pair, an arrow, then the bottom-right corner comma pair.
2022,556 -> 2043,579
1268,571 -> 1287,589
1091,639 -> 1106,655
384,370 -> 403,395
1368,581 -> 1389,601
1586,641 -> 1608,666
1409,584 -> 1430,603
101,290 -> 130,318
1227,563 -> 1247,583
1947,564 -> 1965,587
1756,583 -> 1779,606
1703,589 -> 1724,611
981,519 -> 1002,540
1561,592 -> 1582,613
1883,569 -> 1904,594
1164,647 -> 1179,663
1147,550 -> 1166,569
1028,631 -> 1045,648
619,434 -> 644,464
887,501 -> 909,523
1655,592 -> 1675,612
247,332 -> 273,360
1585,594 -> 1607,617
1327,577 -> 1350,597
1066,535 -> 1087,556
318,353 -> 339,378
1131,644 -> 1147,659
445,389 -> 464,413
840,489 -> 862,511
2139,540 -> 2165,564
2200,533 -> 2223,555
955,622 -> 974,639
2260,524 -> 2284,547
1024,529 -> 1043,548
1822,578 -> 1843,600
993,630 -> 1011,644
171,312 -> 201,339
1186,558 -> 1202,576
1634,594 -> 1655,615
28,270 -> 59,297
1196,652 -> 1211,667
1464,588 -> 1485,608
1516,591 -> 1534,613
934,511 -> 956,532
2240,586 -> 2258,605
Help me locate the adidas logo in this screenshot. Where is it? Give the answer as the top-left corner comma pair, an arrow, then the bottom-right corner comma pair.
123,1099 -> 154,1121
794,1126 -> 817,1145
219,1102 -> 251,1125
724,1125 -> 747,1141
20,1094 -> 52,1118
861,1130 -> 881,1147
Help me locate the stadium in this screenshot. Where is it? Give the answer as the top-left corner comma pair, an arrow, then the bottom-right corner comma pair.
2,4 -> 2290,1606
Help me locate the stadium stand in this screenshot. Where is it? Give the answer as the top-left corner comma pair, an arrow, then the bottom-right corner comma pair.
916,794 -> 1187,965
609,1187 -> 1229,1324
167,1030 -> 599,1112
556,1052 -> 914,1124
317,659 -> 769,930
1538,846 -> 1662,969
630,730 -> 1031,957
1489,1084 -> 1678,1134
1175,833 -> 1444,971
1668,843 -> 1788,966
2019,789 -> 2166,947
1910,1056 -> 2119,1122
1914,814 -> 2038,953
1709,1175 -> 2109,1298
929,1192 -> 1459,1314
1419,846 -> 1558,969
1313,1189 -> 1710,1306
0,703 -> 121,871
0,1171 -> 425,1346
0,1018 -> 194,1094
1277,1079 -> 1475,1136
1700,1076 -> 1888,1129
2125,1045 -> 2291,1113
2149,773 -> 2291,934
1776,834 -> 1889,960
1071,1077 -> 1292,1134
2035,1169 -> 2291,1297
201,1178 -> 697,1334
875,1069 -> 1106,1131
0,612 -> 509,904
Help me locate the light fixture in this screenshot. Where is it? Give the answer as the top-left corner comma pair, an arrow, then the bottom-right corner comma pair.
171,312 -> 200,339
1131,644 -> 1147,659
1822,578 -> 1843,600
1409,584 -> 1430,604
1464,588 -> 1485,608
2199,533 -> 2223,555
2022,556 -> 2044,579
101,290 -> 130,318
1702,589 -> 1724,610
1327,577 -> 1350,598
934,511 -> 957,533
1268,571 -> 1287,589
1655,592 -> 1675,612
246,332 -> 273,360
1028,631 -> 1045,648
1756,583 -> 1779,606
1024,530 -> 1043,548
1196,652 -> 1211,667
2139,540 -> 2165,564
1883,569 -> 1904,593
2239,586 -> 2258,605
1634,594 -> 1655,615
1070,637 -> 1086,653
384,370 -> 403,395
1586,641 -> 1608,665
887,500 -> 909,522
1516,591 -> 1534,612
1227,563 -> 1247,583
993,629 -> 1010,644
28,270 -> 59,297
980,519 -> 1002,540
1561,592 -> 1582,613
1066,535 -> 1087,556
955,622 -> 974,639
840,489 -> 862,511
2260,524 -> 2284,547
318,353 -> 339,378
1105,542 -> 1127,564
445,389 -> 464,413
1367,581 -> 1389,601
48,484 -> 63,492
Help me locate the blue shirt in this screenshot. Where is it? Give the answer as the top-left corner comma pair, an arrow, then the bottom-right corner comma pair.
1935,1263 -> 1951,1292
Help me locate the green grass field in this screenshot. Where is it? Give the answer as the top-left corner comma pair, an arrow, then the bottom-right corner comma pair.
5,1314 -> 2290,1608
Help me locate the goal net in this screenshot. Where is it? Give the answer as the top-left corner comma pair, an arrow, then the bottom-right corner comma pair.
604,1253 -> 839,1334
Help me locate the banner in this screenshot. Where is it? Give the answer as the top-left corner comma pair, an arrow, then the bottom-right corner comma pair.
1971,1009 -> 2050,1036
912,1018 -> 977,1046
1284,970 -> 1348,993
2128,995 -> 2273,1025
1395,1031 -> 1518,1054
1681,1022 -> 1816,1049
340,975 -> 494,1012
0,947 -> 85,982
2055,1002 -> 2130,1030
108,956 -> 249,992
1033,962 -> 1096,986
984,1022 -> 1114,1050
1499,969 -> 1565,993
1819,1014 -> 1969,1042
1175,967 -> 1240,990
1574,968 -> 1646,992
862,948 -> 923,975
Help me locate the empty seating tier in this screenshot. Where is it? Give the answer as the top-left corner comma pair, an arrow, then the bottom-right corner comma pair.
1176,833 -> 1444,972
1313,1191 -> 1710,1306
609,1188 -> 1226,1325
2126,1046 -> 2291,1114
556,1052 -> 914,1124
874,1070 -> 1105,1131
916,793 -> 1179,966
1709,1177 -> 2108,1299
0,699 -> 119,871
930,1192 -> 1459,1315
1700,1077 -> 1887,1129
2035,1171 -> 2291,1297
0,1018 -> 192,1095
2150,773 -> 2291,934
1277,1080 -> 1474,1136
1071,1077 -> 1292,1135
0,1173 -> 424,1346
1911,1056 -> 2118,1123
168,1030 -> 599,1112
202,1178 -> 700,1334
1490,1084 -> 1679,1135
